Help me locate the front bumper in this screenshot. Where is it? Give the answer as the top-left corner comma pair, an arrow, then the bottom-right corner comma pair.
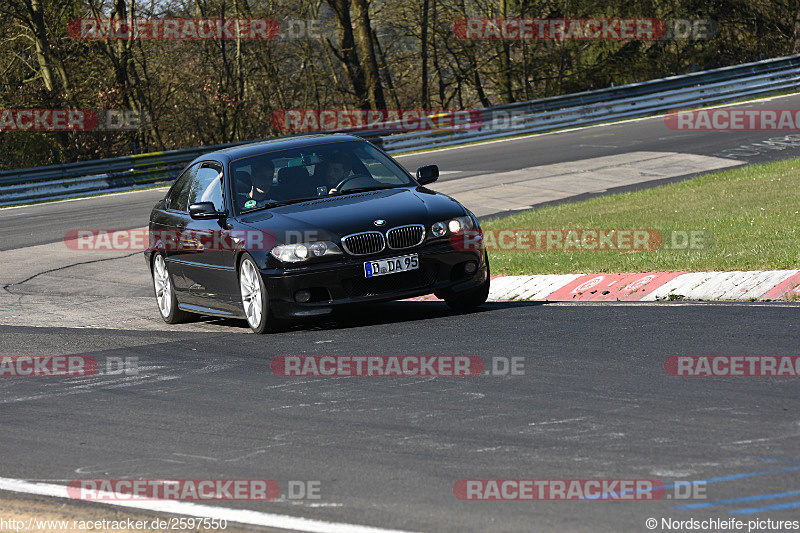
261,241 -> 487,319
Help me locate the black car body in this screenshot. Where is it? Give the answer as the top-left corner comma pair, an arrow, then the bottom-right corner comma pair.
145,134 -> 489,332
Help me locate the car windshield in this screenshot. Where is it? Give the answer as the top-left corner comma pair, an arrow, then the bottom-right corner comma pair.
230,140 -> 414,213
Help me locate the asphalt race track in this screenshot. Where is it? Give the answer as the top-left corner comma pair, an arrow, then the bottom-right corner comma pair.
1,96 -> 800,532
2,302 -> 800,532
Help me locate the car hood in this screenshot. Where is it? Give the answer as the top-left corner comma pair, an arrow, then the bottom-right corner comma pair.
237,187 -> 467,240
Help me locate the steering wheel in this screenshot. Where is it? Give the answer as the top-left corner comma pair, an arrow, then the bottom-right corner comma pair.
334,174 -> 371,192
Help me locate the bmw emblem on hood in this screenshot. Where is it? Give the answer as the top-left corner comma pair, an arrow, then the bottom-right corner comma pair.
374,219 -> 386,226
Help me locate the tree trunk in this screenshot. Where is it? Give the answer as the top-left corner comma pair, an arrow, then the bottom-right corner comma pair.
88,0 -> 137,111
111,0 -> 134,109
351,0 -> 385,109
420,0 -> 429,108
431,0 -> 445,106
326,0 -> 369,108
474,68 -> 491,107
456,0 -> 490,107
233,0 -> 245,141
373,28 -> 400,108
794,0 -> 800,53
498,0 -> 513,103
25,0 -> 56,93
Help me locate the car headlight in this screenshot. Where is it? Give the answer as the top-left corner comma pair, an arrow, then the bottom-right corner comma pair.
309,241 -> 328,256
431,221 -> 447,237
270,241 -> 342,263
432,215 -> 474,237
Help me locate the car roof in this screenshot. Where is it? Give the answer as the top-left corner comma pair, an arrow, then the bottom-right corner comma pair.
195,133 -> 368,165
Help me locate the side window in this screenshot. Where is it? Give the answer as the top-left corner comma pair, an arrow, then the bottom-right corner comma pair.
354,145 -> 406,184
187,163 -> 224,212
166,163 -> 199,212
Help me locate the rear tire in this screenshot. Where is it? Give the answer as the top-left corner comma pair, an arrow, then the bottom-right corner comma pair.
444,254 -> 490,312
152,254 -> 192,324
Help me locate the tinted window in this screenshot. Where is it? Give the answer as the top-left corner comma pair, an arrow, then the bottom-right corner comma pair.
187,164 -> 224,211
356,143 -> 411,184
166,163 -> 199,212
230,141 -> 414,211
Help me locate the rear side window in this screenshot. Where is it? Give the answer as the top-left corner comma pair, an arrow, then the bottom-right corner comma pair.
166,163 -> 199,212
188,164 -> 224,212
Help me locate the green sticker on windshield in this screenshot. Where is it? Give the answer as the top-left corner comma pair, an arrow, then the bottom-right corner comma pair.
244,199 -> 257,209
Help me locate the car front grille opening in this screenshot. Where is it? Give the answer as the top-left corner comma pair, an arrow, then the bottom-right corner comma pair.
342,232 -> 386,256
309,287 -> 332,303
387,225 -> 425,250
342,264 -> 439,298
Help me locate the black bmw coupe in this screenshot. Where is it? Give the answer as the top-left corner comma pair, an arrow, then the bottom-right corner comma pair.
145,134 -> 489,333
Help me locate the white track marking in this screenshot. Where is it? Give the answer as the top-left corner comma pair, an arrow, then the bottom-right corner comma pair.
0,477 -> 420,533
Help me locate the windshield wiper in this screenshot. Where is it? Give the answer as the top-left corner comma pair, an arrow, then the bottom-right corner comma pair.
264,196 -> 322,207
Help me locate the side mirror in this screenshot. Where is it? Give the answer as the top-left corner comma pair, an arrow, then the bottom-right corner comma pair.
189,202 -> 224,220
415,164 -> 439,185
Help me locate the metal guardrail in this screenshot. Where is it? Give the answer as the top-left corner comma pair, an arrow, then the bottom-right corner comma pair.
2,54 -> 799,206
378,54 -> 800,152
0,140 -> 260,205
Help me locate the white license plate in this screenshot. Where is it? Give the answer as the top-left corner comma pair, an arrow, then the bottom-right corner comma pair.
364,254 -> 419,278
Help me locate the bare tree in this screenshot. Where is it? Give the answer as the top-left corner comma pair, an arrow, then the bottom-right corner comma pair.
351,0 -> 386,108
420,0 -> 429,107
326,0 -> 369,108
794,0 -> 800,52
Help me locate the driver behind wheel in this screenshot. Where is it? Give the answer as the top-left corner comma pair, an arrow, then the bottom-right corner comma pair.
324,152 -> 353,194
244,159 -> 276,209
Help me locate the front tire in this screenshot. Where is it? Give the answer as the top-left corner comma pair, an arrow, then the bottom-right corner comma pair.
152,254 -> 191,324
239,254 -> 277,334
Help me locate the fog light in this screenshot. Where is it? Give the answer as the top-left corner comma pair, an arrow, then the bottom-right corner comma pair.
295,289 -> 312,303
464,261 -> 478,274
